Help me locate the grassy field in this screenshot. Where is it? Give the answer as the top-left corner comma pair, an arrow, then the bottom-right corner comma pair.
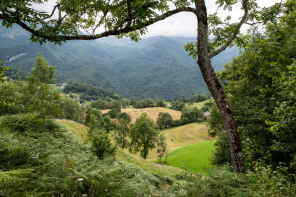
102,107 -> 181,123
185,98 -> 214,110
49,84 -> 64,93
158,122 -> 215,154
166,140 -> 216,175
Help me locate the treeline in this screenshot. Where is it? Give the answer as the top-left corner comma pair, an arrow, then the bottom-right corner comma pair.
130,94 -> 210,110
64,81 -> 121,101
131,98 -> 166,108
3,68 -> 29,81
157,107 -> 204,129
178,94 -> 210,103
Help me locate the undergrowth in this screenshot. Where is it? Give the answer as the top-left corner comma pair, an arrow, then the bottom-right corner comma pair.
0,114 -> 295,196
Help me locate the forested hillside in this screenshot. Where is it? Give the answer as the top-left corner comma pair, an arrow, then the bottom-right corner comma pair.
0,25 -> 238,99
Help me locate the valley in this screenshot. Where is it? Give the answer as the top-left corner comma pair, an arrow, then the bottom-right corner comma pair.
0,25 -> 239,99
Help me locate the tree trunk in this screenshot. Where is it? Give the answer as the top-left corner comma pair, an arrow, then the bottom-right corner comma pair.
195,0 -> 245,173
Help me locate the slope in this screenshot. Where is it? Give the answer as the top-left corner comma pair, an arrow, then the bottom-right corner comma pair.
167,141 -> 216,174
56,119 -> 183,176
147,122 -> 216,160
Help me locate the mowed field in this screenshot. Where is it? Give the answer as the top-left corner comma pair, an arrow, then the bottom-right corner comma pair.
102,107 -> 181,123
147,123 -> 216,160
185,98 -> 214,110
167,141 -> 216,175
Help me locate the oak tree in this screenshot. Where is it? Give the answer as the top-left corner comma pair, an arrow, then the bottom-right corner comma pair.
129,113 -> 159,159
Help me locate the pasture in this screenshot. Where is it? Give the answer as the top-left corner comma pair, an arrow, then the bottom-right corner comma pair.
185,98 -> 214,110
166,140 -> 216,175
147,123 -> 215,160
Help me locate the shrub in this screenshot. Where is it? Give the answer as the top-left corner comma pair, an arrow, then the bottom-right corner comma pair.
108,108 -> 119,118
91,134 -> 116,159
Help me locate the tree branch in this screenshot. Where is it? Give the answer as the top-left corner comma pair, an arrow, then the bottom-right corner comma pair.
63,8 -> 195,40
209,0 -> 249,59
42,4 -> 59,20
1,4 -> 196,42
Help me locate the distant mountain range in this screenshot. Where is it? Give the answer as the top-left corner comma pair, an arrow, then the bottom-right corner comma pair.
0,24 -> 239,99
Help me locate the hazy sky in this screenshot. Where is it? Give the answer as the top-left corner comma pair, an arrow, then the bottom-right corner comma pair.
34,0 -> 283,38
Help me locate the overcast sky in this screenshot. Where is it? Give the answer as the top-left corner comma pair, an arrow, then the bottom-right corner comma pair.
35,0 -> 283,38
145,0 -> 282,37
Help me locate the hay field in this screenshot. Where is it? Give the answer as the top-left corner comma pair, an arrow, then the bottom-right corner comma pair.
102,107 -> 181,123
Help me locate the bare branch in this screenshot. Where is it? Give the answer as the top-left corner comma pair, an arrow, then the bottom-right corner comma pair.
42,4 -> 59,20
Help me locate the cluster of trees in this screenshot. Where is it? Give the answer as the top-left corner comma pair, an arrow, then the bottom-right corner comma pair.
91,99 -> 127,111
208,1 -> 296,174
0,60 -> 85,125
179,94 -> 210,103
157,107 -> 204,129
132,98 -> 166,108
64,81 -> 121,101
114,113 -> 167,161
0,60 -> 8,83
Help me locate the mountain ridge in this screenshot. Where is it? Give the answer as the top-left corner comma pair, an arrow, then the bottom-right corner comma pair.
0,25 -> 239,99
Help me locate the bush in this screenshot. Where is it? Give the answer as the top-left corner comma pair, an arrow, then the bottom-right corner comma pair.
91,134 -> 116,159
108,108 -> 119,118
173,117 -> 191,127
0,114 -> 43,133
0,131 -> 32,170
157,112 -> 173,129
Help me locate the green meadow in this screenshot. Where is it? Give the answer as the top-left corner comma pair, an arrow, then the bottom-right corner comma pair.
167,140 -> 216,175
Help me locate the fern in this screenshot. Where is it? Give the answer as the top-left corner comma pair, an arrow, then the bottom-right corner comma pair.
0,169 -> 33,182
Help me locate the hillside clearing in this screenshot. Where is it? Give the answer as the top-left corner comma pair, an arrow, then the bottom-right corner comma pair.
185,98 -> 214,110
102,107 -> 181,123
148,122 -> 215,160
162,123 -> 214,152
166,141 -> 216,175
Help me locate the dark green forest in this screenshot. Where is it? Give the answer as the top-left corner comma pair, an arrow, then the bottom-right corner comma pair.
64,82 -> 121,101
